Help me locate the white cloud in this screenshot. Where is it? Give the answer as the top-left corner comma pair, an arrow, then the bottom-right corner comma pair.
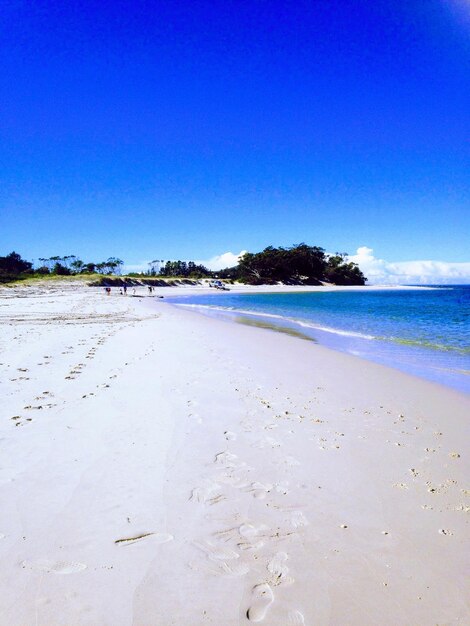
349,246 -> 470,285
122,251 -> 246,275
197,250 -> 247,271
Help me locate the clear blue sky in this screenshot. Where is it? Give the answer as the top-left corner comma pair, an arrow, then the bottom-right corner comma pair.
1,0 -> 469,266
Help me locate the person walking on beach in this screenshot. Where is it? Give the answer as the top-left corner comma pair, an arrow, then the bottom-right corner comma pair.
123,284 -> 127,295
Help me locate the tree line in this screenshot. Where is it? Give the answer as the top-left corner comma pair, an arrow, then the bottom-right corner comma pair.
144,245 -> 366,285
220,244 -> 366,285
145,259 -> 211,279
36,255 -> 124,275
0,252 -> 123,282
0,245 -> 367,285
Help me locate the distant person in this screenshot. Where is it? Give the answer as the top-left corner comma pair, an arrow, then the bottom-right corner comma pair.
119,289 -> 123,295
148,285 -> 152,294
105,287 -> 111,295
123,284 -> 127,295
133,288 -> 136,295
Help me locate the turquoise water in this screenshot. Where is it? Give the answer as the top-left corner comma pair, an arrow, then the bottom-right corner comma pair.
166,286 -> 470,394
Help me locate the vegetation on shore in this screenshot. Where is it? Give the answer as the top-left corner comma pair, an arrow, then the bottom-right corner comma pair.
226,244 -> 366,285
0,245 -> 366,286
0,252 -> 124,283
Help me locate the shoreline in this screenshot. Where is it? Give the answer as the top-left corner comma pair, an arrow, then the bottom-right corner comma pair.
163,290 -> 470,397
1,276 -> 443,295
1,285 -> 469,625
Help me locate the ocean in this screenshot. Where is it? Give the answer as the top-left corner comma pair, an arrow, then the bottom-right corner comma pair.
166,286 -> 470,395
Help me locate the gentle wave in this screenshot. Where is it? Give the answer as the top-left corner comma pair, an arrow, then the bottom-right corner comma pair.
175,303 -> 376,339
175,302 -> 469,353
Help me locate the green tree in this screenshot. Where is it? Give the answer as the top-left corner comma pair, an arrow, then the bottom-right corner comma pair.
52,262 -> 71,275
0,251 -> 33,276
70,259 -> 85,273
325,253 -> 366,285
236,244 -> 366,285
238,244 -> 326,284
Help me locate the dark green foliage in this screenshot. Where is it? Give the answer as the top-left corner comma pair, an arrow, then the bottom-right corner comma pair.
0,251 -> 33,281
236,244 -> 324,284
94,258 -> 124,275
217,266 -> 240,280
0,251 -> 126,283
0,251 -> 33,274
52,262 -> 71,275
70,259 -> 85,273
159,260 -> 211,278
235,244 -> 366,285
324,253 -> 366,285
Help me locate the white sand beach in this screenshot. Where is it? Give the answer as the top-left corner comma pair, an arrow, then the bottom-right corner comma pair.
1,283 -> 469,625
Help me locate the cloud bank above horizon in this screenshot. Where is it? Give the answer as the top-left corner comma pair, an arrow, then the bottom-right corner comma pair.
124,247 -> 470,285
348,247 -> 470,285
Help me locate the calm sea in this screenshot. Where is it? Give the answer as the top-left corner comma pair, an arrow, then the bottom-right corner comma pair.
166,286 -> 470,395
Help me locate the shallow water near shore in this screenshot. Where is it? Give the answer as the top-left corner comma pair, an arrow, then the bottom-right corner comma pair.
167,286 -> 470,394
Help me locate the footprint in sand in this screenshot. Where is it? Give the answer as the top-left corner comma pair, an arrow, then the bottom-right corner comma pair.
267,551 -> 293,585
287,610 -> 306,625
190,480 -> 222,503
237,523 -> 267,550
218,561 -> 250,576
21,560 -> 87,574
274,481 -> 289,495
215,522 -> 267,551
239,523 -> 266,539
214,451 -> 239,467
246,583 -> 274,622
290,510 -> 309,529
249,482 -> 273,500
217,472 -> 250,489
194,539 -> 240,562
238,539 -> 265,551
